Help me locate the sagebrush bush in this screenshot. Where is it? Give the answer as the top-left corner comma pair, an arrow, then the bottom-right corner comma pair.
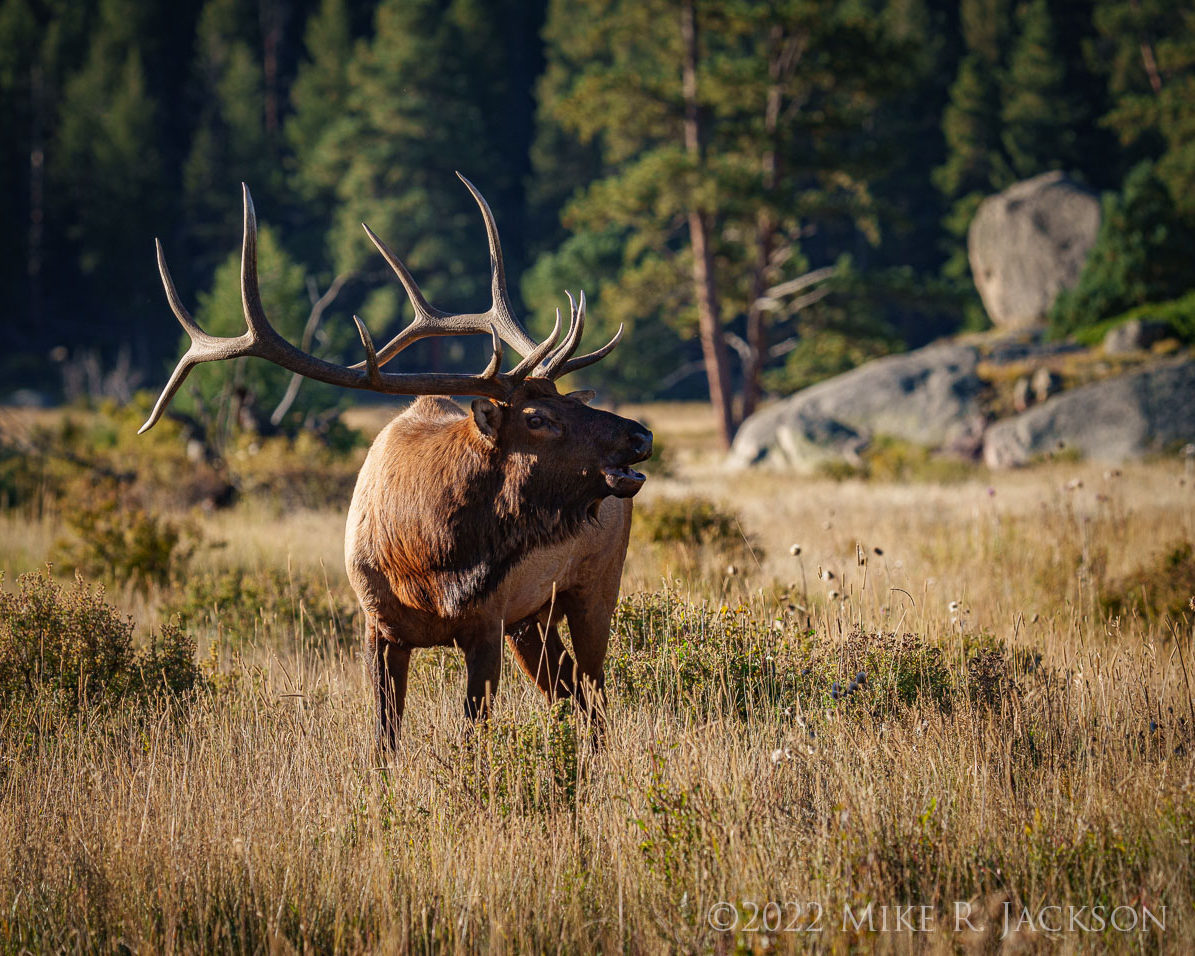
0,570 -> 202,710
1102,541 -> 1195,625
163,566 -> 357,648
608,589 -> 1007,720
451,702 -> 582,815
631,496 -> 761,580
51,481 -> 200,591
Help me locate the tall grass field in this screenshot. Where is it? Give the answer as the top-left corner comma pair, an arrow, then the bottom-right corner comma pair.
1,400 -> 1193,952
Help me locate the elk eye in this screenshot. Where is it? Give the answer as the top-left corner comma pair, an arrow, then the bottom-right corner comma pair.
527,414 -> 545,429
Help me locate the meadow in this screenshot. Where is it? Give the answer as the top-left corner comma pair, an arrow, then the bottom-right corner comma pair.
1,399 -> 1193,953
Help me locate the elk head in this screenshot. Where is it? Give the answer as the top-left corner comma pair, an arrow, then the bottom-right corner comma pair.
140,174 -> 652,500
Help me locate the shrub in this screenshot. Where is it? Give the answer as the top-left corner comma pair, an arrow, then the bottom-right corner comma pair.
162,567 -> 358,648
1101,541 -> 1195,625
0,570 -> 201,711
816,436 -> 977,483
609,590 -> 970,719
451,703 -> 581,815
631,497 -> 761,579
51,482 -> 200,592
1050,162 -> 1195,340
1071,289 -> 1195,348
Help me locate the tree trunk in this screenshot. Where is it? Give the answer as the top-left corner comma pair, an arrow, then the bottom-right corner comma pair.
681,0 -> 735,448
742,26 -> 791,421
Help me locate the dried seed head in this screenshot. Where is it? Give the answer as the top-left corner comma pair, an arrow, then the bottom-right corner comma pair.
828,588 -> 841,600
819,568 -> 835,581
789,543 -> 802,556
726,564 -> 738,576
873,546 -> 883,556
856,543 -> 866,565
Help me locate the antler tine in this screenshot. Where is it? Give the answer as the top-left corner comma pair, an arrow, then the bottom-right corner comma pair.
352,315 -> 383,387
455,172 -> 538,353
537,290 -> 625,381
554,323 -> 625,378
481,325 -> 504,379
508,307 -> 562,381
139,234 -> 251,434
537,290 -> 585,378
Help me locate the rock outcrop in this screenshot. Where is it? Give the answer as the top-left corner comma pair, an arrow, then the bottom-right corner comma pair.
727,343 -> 984,471
968,172 -> 1100,330
982,359 -> 1195,467
1103,319 -> 1171,354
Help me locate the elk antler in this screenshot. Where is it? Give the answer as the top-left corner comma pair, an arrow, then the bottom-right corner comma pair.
361,173 -> 621,380
140,177 -> 622,434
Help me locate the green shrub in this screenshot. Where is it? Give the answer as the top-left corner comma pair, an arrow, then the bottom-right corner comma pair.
609,590 -> 969,719
816,436 -> 977,483
1101,541 -> 1195,625
1050,162 -> 1195,340
162,567 -> 357,647
0,570 -> 202,711
451,703 -> 581,815
1071,289 -> 1195,348
631,497 -> 761,580
51,483 -> 200,592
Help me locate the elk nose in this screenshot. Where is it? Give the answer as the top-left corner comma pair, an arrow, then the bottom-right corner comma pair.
628,428 -> 653,462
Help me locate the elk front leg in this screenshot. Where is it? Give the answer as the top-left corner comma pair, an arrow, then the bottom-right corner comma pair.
368,614 -> 411,751
505,608 -> 578,702
463,637 -> 502,721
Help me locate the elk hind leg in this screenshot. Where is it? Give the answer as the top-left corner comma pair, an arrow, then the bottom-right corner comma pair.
368,614 -> 411,751
505,609 -> 578,703
463,637 -> 502,721
559,591 -> 616,733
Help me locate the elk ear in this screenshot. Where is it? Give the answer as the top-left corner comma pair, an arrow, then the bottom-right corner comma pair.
470,398 -> 503,441
567,389 -> 596,405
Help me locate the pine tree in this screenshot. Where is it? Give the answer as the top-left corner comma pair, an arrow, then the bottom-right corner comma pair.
1095,2 -> 1195,217
1001,0 -> 1080,179
534,0 -> 915,442
183,0 -> 279,277
287,0 -> 355,224
1050,160 -> 1195,336
0,0 -> 41,367
52,0 -> 166,348
935,0 -> 1012,200
308,0 -> 513,376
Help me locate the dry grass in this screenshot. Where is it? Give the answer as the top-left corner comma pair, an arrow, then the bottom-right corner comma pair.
2,403 -> 1194,953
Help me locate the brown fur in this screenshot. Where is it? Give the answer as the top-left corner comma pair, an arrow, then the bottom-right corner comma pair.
345,380 -> 651,745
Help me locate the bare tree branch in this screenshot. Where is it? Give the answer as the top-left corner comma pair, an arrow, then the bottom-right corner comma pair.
270,272 -> 353,426
656,358 -> 708,393
754,265 -> 836,313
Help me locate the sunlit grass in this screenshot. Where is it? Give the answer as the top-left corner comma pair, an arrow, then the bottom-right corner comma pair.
1,404 -> 1193,951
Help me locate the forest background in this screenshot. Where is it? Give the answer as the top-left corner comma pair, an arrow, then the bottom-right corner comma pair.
1,0 -> 1192,448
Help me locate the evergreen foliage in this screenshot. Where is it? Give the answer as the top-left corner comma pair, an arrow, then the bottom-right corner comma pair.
0,0 -> 1193,416
1049,161 -> 1195,338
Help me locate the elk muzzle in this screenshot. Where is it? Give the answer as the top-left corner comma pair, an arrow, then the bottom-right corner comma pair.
602,425 -> 653,497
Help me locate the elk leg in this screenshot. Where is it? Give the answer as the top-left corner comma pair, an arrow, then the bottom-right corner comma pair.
463,638 -> 502,721
558,593 -> 615,729
505,610 -> 578,702
368,615 -> 411,751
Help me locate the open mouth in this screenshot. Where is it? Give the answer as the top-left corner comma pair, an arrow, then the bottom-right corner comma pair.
602,464 -> 647,496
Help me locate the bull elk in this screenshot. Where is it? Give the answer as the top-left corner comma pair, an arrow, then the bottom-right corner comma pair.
140,174 -> 652,747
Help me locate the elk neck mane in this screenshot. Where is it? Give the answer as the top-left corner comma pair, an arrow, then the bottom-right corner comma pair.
362,397 -> 602,617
